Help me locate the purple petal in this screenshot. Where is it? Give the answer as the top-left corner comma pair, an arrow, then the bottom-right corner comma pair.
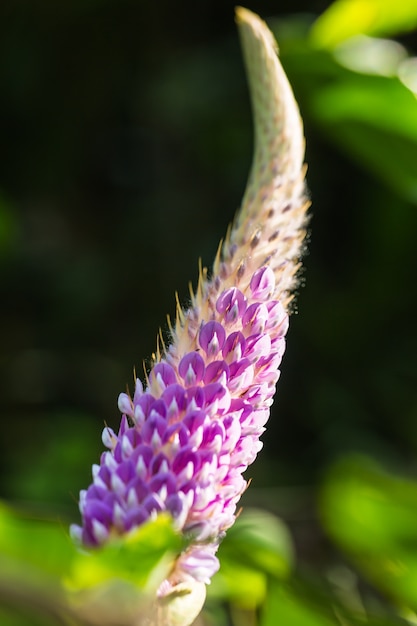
245,333 -> 271,362
184,386 -> 205,411
222,331 -> 246,363
176,545 -> 220,584
135,393 -> 157,422
162,383 -> 186,418
199,321 -> 226,356
266,300 -> 288,334
242,302 -> 269,335
204,360 -> 229,384
250,266 -> 275,300
204,382 -> 231,415
179,352 -> 205,386
150,362 -> 178,390
125,507 -> 150,530
228,359 -> 254,392
216,287 -> 247,323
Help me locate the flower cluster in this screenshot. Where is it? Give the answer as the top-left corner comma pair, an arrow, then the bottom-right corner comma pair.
71,266 -> 288,583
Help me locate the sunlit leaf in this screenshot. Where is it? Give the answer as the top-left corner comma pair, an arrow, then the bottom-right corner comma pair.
311,76 -> 417,139
320,455 -> 417,609
68,513 -> 182,592
398,57 -> 417,93
274,16 -> 417,200
310,0 -> 417,48
0,504 -> 170,623
333,36 -> 407,76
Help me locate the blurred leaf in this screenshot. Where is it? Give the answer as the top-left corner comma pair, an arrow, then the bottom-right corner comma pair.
398,57 -> 417,94
222,508 -> 294,577
315,121 -> 417,203
209,560 -> 267,609
272,17 -> 346,84
310,77 -> 417,202
68,513 -> 181,592
333,36 -> 407,76
310,0 -> 417,48
261,579 -> 407,626
0,566 -> 69,626
260,582 -> 336,626
0,502 -> 74,577
320,455 -> 417,610
311,76 -> 417,142
0,612 -> 27,626
0,508 -> 183,625
209,509 -> 293,608
274,17 -> 417,201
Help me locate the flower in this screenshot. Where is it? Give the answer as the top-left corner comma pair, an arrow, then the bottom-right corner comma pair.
71,268 -> 288,584
71,6 -> 309,596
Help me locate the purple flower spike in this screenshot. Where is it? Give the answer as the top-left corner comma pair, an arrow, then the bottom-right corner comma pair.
72,257 -> 291,582
71,7 -> 309,610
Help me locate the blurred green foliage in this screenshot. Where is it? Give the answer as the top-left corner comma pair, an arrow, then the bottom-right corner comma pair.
1,0 -> 417,624
210,509 -> 294,609
310,0 -> 417,45
0,506 -> 180,625
321,455 -> 417,611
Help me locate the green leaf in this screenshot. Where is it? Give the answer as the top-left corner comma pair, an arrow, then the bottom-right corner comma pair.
0,564 -> 68,626
0,502 -> 75,577
222,508 -> 294,577
310,0 -> 417,48
209,509 -> 294,608
209,560 -> 267,609
333,35 -> 407,77
311,76 -> 417,141
68,513 -> 182,592
320,455 -> 417,610
260,583 -> 337,626
310,77 -> 417,202
260,580 -> 407,626
274,16 -> 417,201
0,505 -> 185,623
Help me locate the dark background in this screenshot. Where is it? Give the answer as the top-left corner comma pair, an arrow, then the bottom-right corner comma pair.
0,0 -> 416,558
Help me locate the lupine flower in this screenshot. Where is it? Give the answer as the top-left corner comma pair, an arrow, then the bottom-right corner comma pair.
71,5 -> 309,606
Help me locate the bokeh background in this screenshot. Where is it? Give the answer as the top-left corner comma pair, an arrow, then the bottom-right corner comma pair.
1,0 -> 416,587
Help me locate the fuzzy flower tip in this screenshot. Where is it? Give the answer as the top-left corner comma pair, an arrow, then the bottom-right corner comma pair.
71,7 -> 309,593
